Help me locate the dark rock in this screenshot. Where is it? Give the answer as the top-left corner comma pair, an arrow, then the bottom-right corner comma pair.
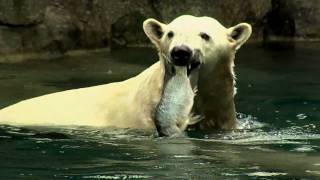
42,6 -> 80,53
261,0 -> 320,49
288,0 -> 320,39
153,0 -> 271,39
0,0 -> 49,26
111,11 -> 149,47
0,26 -> 23,54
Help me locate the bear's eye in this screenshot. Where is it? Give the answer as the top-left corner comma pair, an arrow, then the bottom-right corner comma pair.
200,32 -> 210,41
167,31 -> 174,39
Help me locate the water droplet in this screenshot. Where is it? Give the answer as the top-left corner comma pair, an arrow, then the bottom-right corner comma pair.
296,113 -> 307,120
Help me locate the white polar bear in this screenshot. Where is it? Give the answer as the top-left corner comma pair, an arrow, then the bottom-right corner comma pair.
0,15 -> 251,134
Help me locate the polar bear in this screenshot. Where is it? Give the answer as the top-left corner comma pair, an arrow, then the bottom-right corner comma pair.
0,15 -> 251,135
143,15 -> 252,131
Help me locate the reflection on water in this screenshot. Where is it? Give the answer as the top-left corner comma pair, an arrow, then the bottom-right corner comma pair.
0,43 -> 320,179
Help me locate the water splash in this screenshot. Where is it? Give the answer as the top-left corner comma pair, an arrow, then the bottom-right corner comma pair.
296,113 -> 308,120
236,113 -> 267,129
1,113 -> 319,147
201,113 -> 320,145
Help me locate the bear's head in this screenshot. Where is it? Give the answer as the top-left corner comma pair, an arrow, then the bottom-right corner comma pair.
143,15 -> 252,74
144,15 -> 252,130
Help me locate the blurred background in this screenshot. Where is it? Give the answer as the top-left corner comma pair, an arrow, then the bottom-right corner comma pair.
0,0 -> 319,62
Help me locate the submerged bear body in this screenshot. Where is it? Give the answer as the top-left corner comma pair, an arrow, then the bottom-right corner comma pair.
0,15 -> 252,135
0,62 -> 164,128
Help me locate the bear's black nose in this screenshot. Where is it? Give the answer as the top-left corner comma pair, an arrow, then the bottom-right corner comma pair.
170,45 -> 192,66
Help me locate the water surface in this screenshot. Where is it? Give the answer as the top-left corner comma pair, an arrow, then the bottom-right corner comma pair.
0,43 -> 319,179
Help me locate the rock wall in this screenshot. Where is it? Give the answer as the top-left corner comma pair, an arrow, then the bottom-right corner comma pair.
0,0 -> 319,61
0,0 -> 151,55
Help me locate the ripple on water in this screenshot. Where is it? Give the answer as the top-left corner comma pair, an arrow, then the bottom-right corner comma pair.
247,172 -> 288,177
81,174 -> 152,179
203,115 -> 320,146
292,145 -> 316,152
296,113 -> 308,120
206,128 -> 320,145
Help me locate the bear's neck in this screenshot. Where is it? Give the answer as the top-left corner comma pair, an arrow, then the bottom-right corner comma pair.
195,52 -> 237,130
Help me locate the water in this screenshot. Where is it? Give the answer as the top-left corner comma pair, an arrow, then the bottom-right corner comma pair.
0,43 -> 319,179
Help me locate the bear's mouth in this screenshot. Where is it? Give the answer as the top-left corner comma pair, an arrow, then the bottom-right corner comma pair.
161,52 -> 201,76
169,59 -> 201,76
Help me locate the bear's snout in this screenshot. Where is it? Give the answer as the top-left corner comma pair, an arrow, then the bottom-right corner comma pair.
170,45 -> 192,66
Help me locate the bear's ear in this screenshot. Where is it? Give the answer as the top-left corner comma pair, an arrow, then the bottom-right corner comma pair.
228,23 -> 252,50
143,18 -> 166,46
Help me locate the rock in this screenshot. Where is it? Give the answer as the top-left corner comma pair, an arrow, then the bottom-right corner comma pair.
111,11 -> 149,47
0,0 -> 49,26
0,0 -> 319,62
0,26 -> 23,54
153,0 -> 271,39
261,0 -> 320,48
288,0 -> 320,39
42,6 -> 79,53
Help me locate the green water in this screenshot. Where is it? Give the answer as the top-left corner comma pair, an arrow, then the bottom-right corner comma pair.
0,43 -> 319,179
